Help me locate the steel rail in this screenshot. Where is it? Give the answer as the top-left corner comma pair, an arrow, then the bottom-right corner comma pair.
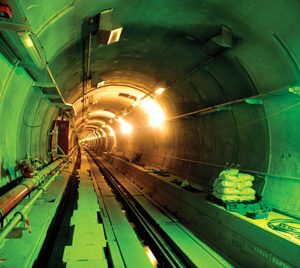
86,150 -> 191,268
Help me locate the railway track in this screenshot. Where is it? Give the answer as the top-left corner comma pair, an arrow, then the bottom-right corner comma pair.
86,149 -> 232,268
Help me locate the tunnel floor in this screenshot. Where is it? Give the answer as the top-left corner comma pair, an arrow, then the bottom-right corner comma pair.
0,150 -> 299,267
45,153 -> 108,267
34,151 -> 232,267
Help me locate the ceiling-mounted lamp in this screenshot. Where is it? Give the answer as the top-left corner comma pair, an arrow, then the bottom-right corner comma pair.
117,117 -> 132,135
140,98 -> 166,127
154,87 -> 166,95
132,100 -> 139,107
18,32 -> 45,69
97,8 -> 123,45
97,81 -> 105,88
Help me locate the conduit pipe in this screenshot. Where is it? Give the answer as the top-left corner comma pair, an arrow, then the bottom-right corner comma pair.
0,152 -> 77,244
0,158 -> 64,222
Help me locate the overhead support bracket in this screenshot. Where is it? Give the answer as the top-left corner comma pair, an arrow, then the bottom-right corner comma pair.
0,19 -> 29,32
201,25 -> 234,56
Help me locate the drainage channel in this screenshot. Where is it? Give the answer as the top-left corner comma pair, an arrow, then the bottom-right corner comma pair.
86,149 -> 232,268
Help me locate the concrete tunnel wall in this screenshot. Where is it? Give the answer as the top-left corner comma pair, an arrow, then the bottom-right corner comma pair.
0,0 -> 300,221
0,54 -> 59,188
82,25 -> 300,218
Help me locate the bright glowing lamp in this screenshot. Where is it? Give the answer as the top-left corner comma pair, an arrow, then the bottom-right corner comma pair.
132,100 -> 138,107
19,32 -> 45,69
117,118 -> 132,134
145,246 -> 158,267
23,35 -> 34,48
140,98 -> 166,127
154,87 -> 166,95
109,128 -> 115,136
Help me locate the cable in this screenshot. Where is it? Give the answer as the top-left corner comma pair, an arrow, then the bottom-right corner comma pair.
30,31 -> 48,61
267,218 -> 300,239
22,31 -> 50,128
23,95 -> 48,128
122,148 -> 300,182
23,67 -> 49,128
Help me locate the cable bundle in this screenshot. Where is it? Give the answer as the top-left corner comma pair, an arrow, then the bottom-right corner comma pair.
212,169 -> 256,202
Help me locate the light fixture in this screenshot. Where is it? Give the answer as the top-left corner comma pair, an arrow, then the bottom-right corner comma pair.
140,98 -> 166,127
132,100 -> 138,107
109,129 -> 115,136
288,86 -> 300,96
18,32 -> 45,69
145,246 -> 158,267
154,87 -> 166,95
117,118 -> 132,135
23,35 -> 33,48
97,81 -> 104,88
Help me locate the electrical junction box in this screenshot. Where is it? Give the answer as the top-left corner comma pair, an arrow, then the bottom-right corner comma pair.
97,8 -> 123,45
56,120 -> 69,155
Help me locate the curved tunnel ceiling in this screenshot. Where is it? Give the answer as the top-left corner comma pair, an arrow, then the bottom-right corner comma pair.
0,0 -> 300,220
19,1 -> 300,131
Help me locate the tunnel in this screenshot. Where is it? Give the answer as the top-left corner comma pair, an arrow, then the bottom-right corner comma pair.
0,1 -> 299,267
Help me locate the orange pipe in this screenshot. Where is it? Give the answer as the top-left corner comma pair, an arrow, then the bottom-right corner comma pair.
0,159 -> 63,222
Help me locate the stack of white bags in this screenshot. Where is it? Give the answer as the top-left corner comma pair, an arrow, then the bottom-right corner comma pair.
213,169 -> 256,202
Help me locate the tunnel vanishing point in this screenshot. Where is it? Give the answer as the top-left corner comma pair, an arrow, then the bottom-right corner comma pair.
0,1 -> 299,267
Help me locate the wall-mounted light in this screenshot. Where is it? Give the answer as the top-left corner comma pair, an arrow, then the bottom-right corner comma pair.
140,98 -> 166,127
18,32 -> 45,69
117,117 -> 132,135
109,129 -> 115,136
288,86 -> 300,97
145,246 -> 158,267
22,35 -> 33,48
97,81 -> 105,88
92,75 -> 105,88
154,87 -> 166,95
132,100 -> 139,107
